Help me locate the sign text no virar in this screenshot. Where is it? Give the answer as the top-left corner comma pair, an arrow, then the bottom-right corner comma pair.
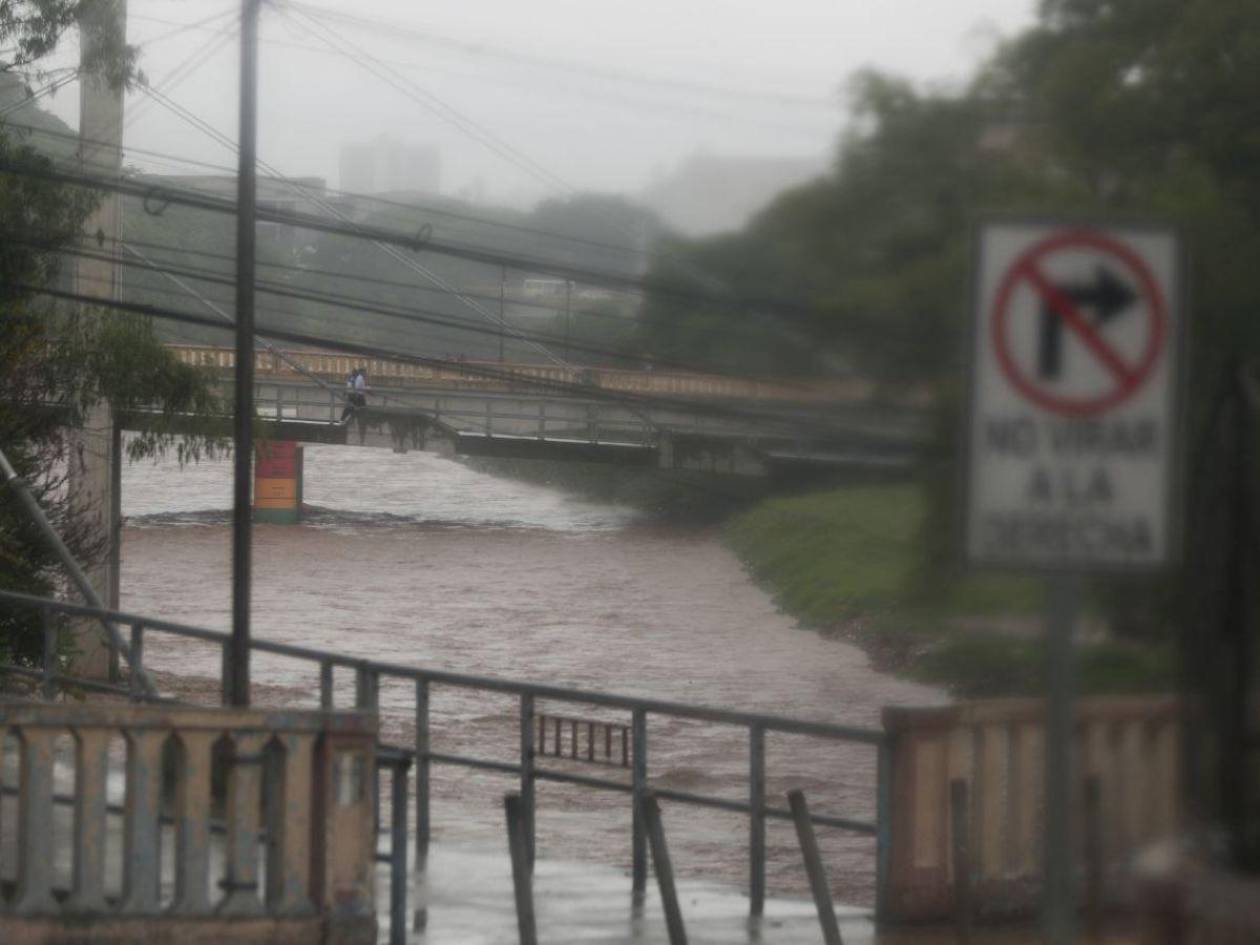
965,223 -> 1181,571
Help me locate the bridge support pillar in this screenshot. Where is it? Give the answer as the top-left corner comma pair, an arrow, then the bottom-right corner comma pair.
254,442 -> 303,524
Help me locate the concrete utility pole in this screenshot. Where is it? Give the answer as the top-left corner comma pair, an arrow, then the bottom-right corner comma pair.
498,265 -> 506,363
563,280 -> 573,363
68,0 -> 128,679
229,0 -> 262,707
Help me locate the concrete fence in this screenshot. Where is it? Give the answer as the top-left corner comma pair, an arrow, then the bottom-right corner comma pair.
0,700 -> 377,945
880,696 -> 1181,923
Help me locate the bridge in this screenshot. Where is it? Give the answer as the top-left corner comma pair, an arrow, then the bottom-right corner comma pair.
145,345 -> 930,479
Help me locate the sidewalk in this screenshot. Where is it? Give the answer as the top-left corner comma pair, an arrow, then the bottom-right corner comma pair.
395,843 -> 875,945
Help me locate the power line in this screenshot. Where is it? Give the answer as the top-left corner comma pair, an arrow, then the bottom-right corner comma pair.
284,1 -> 835,110
105,233 -> 647,324
44,236 -> 798,382
275,0 -> 826,361
277,4 -> 573,196
62,232 -> 829,385
5,116 -> 673,266
0,155 -> 817,317
127,9 -> 833,134
136,80 -> 572,368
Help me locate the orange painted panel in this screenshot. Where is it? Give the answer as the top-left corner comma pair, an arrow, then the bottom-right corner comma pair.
254,478 -> 297,501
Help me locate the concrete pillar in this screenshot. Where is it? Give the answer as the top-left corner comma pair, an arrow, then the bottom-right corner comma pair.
254,442 -> 303,524
64,0 -> 127,679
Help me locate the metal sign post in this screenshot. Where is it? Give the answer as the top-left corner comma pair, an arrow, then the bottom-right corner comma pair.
964,221 -> 1182,944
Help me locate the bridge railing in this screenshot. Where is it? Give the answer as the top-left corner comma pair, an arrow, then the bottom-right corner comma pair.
250,381 -> 659,446
168,343 -> 880,403
0,588 -> 892,930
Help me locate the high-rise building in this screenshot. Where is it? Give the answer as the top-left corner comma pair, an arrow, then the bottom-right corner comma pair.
339,136 -> 441,195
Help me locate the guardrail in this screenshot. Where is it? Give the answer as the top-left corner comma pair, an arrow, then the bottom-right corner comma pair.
0,587 -> 892,932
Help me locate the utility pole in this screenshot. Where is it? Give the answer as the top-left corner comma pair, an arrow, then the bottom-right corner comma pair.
496,269 -> 506,370
564,280 -> 573,363
69,0 -> 127,680
498,265 -> 506,363
229,0 -> 261,708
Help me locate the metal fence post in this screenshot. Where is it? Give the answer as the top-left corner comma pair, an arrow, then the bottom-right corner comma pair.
641,791 -> 687,945
520,693 -> 536,871
354,666 -> 379,711
40,608 -> 57,700
415,678 -> 431,932
1083,775 -> 1103,945
504,792 -> 538,945
875,738 -> 893,923
319,659 -> 334,710
788,789 -> 843,945
631,707 -> 648,902
389,758 -> 410,945
950,778 -> 972,945
220,640 -> 232,706
129,623 -> 145,701
749,722 -> 766,917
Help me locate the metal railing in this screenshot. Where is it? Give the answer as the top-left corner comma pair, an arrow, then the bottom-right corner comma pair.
0,587 -> 892,929
247,383 -> 659,448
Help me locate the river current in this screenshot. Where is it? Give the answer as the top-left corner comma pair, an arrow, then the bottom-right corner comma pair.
120,444 -> 942,905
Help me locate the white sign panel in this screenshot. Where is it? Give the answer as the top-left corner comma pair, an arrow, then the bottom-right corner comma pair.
965,222 -> 1181,570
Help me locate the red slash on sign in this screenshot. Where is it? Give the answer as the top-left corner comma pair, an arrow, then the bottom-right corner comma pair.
991,230 -> 1167,417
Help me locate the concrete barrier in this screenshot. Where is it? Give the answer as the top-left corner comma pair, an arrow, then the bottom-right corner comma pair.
880,696 -> 1181,923
0,700 -> 377,945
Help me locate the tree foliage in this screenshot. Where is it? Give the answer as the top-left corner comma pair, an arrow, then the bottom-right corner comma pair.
1,4 -> 221,670
638,0 -> 1260,392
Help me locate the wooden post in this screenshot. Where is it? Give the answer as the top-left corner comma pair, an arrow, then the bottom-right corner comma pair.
788,789 -> 843,945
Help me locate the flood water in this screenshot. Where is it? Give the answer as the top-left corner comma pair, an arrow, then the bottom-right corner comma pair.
120,444 -> 944,906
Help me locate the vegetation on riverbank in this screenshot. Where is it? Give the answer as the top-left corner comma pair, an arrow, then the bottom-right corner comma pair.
723,484 -> 1176,698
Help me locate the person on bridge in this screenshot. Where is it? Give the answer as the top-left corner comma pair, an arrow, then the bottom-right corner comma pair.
339,368 -> 368,422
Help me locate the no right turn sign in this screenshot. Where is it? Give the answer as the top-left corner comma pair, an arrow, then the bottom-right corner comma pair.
964,221 -> 1183,571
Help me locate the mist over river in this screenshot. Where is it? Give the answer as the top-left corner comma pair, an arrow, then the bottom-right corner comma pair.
120,444 -> 942,904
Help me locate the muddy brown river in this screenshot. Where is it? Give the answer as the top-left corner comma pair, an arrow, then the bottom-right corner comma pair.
120,444 -> 943,906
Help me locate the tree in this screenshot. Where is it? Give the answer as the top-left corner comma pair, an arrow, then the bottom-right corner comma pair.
1,2 -> 222,672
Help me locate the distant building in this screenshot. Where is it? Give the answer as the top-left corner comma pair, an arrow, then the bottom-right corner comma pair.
339,136 -> 441,196
640,152 -> 828,237
143,174 -> 329,251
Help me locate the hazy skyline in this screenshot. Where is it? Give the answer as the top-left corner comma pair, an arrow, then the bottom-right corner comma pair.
40,0 -> 1038,211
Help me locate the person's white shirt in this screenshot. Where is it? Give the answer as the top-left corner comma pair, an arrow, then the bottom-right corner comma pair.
354,373 -> 367,393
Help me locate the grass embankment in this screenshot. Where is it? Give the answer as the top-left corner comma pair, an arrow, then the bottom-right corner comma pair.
724,484 -> 1175,697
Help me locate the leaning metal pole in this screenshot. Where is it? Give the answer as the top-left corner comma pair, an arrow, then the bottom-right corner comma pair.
0,447 -> 157,698
229,0 -> 261,707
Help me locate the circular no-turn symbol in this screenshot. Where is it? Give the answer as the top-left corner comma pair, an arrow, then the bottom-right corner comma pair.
991,230 -> 1167,417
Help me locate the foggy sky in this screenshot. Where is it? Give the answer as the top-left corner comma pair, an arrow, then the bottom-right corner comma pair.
42,0 -> 1037,210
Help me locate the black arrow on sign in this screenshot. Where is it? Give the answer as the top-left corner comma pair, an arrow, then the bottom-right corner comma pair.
1038,265 -> 1136,379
